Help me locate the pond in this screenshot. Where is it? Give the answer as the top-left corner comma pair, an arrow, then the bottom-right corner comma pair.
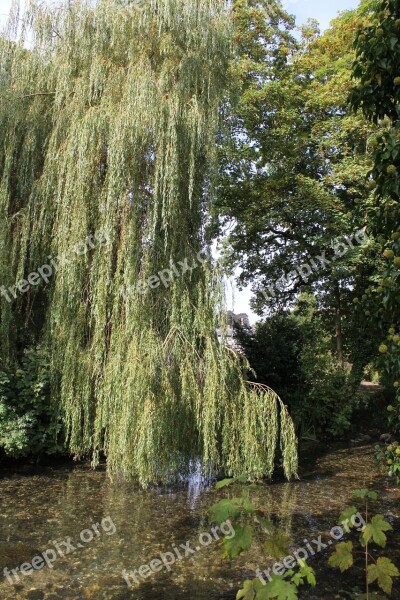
0,443 -> 399,599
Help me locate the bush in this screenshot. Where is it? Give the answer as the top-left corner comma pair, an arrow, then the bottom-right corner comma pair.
299,349 -> 355,437
234,306 -> 358,438
0,347 -> 65,458
234,314 -> 305,402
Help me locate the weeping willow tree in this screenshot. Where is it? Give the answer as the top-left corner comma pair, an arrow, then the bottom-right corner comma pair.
0,0 -> 298,484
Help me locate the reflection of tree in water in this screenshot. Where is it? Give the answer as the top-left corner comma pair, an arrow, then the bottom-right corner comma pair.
0,446 -> 397,599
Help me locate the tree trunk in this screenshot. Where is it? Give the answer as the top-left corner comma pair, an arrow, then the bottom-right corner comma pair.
335,283 -> 344,368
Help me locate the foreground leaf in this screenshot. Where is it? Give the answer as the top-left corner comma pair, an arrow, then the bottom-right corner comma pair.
255,516 -> 275,533
215,478 -> 236,489
367,491 -> 379,501
223,524 -> 253,559
367,557 -> 399,595
215,475 -> 249,489
338,506 -> 357,528
362,515 -> 392,547
209,498 -> 242,525
263,576 -> 298,600
242,498 -> 256,514
291,561 -> 316,587
328,541 -> 354,572
236,579 -> 266,600
264,530 -> 291,560
353,489 -> 378,500
236,475 -> 249,484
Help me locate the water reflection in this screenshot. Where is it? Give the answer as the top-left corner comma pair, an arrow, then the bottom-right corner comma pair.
0,444 -> 398,599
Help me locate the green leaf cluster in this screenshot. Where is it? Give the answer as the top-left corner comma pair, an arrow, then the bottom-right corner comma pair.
209,478 -> 315,599
0,347 -> 65,457
328,488 -> 399,597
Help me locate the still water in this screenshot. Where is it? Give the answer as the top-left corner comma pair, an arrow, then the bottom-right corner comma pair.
0,444 -> 399,600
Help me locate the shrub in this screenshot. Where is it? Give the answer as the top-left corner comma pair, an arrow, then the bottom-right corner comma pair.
235,308 -> 358,438
0,347 -> 65,458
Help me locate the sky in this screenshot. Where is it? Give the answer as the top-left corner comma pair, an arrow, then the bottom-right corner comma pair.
283,0 -> 360,32
0,0 -> 361,322
0,0 -> 362,38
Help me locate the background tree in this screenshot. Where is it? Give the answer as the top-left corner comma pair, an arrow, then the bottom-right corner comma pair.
216,3 -> 382,371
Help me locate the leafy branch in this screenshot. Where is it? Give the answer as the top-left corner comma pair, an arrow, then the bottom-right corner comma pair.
328,488 -> 399,599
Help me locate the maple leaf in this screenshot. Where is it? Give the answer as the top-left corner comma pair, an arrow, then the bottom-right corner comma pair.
328,541 -> 354,572
262,576 -> 298,600
367,557 -> 399,595
223,524 -> 253,559
242,498 -> 256,513
338,506 -> 357,528
208,498 -> 242,525
264,530 -> 290,560
255,516 -> 275,533
236,579 -> 265,600
292,561 -> 316,587
215,475 -> 248,489
362,514 -> 392,547
353,489 -> 378,501
215,478 -> 236,489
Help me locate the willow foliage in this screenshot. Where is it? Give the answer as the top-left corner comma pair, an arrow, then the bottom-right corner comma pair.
0,0 -> 297,484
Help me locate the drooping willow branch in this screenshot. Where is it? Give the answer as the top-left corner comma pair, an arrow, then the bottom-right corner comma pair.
0,0 -> 298,484
18,92 -> 56,98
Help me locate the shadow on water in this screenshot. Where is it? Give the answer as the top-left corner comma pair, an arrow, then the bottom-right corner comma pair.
0,443 -> 399,599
